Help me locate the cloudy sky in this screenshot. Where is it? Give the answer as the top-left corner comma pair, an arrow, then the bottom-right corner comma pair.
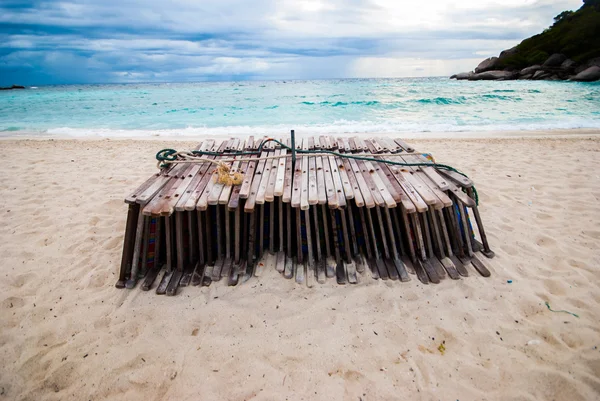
0,0 -> 582,85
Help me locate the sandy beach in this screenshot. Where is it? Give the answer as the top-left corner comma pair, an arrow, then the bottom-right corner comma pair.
1,133 -> 599,401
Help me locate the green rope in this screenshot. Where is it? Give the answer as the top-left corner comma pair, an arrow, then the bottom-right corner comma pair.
156,138 -> 479,205
545,302 -> 579,318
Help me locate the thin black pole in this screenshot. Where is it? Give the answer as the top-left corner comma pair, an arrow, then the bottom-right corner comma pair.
290,129 -> 296,171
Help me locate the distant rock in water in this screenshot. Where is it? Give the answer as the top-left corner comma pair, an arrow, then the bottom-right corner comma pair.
449,72 -> 474,80
450,1 -> 600,82
0,85 -> 25,90
468,71 -> 517,81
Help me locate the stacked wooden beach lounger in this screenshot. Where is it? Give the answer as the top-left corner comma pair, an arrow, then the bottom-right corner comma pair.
116,134 -> 494,295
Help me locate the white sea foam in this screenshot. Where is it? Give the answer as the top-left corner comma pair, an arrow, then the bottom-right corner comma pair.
40,119 -> 600,139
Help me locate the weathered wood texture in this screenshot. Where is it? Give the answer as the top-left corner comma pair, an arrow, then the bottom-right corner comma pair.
118,135 -> 492,293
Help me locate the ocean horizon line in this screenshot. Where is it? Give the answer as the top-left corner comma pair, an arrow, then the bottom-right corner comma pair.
2,76 -> 457,88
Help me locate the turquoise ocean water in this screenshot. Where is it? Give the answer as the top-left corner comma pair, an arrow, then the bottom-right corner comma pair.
1,78 -> 599,137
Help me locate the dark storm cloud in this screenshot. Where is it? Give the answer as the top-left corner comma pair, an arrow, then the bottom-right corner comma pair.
0,0 -> 583,85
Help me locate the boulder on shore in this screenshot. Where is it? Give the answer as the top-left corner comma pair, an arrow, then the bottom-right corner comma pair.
532,70 -> 550,80
571,66 -> 600,82
474,57 -> 499,73
543,53 -> 567,67
561,59 -> 576,70
575,57 -> 600,74
450,72 -> 474,80
468,70 -> 516,81
520,65 -> 541,76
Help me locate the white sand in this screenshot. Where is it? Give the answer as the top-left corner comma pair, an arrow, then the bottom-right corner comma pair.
1,135 -> 599,400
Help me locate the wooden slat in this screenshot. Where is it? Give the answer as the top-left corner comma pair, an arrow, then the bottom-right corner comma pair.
339,149 -> 364,208
244,150 -> 269,213
125,169 -> 169,205
371,157 -> 402,208
446,180 -> 476,207
336,139 -> 354,200
273,146 -> 287,197
265,148 -> 281,202
227,159 -> 246,211
401,153 -> 450,191
355,158 -> 385,207
256,147 -> 275,205
126,140 -> 207,205
348,138 -> 357,152
307,137 -> 318,206
142,164 -> 195,217
318,137 -> 337,208
377,161 -> 416,213
300,139 -> 310,210
314,139 -> 327,204
418,171 -> 453,208
382,150 -> 433,212
367,138 -> 384,154
362,159 -> 396,208
174,141 -> 219,211
393,138 -> 415,152
197,140 -> 234,211
160,142 -> 223,216
218,139 -> 246,205
324,153 -> 343,208
326,140 -> 346,208
207,139 -> 237,205
347,157 -> 375,208
389,167 -> 428,213
136,141 -> 208,205
239,149 -> 260,199
372,138 -> 388,153
182,140 -> 226,211
397,161 -> 438,207
137,163 -> 187,207
160,164 -> 204,216
379,137 -> 401,153
353,136 -> 367,152
356,141 -> 388,207
438,169 -> 474,188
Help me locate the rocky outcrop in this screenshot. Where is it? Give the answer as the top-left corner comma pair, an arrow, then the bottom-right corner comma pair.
0,85 -> 25,90
468,70 -> 517,81
571,66 -> 600,82
451,2 -> 600,82
532,70 -> 550,80
575,57 -> 600,74
451,50 -> 600,82
520,65 -> 541,76
450,72 -> 474,80
561,59 -> 576,70
543,53 -> 567,67
498,46 -> 518,60
474,57 -> 499,73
